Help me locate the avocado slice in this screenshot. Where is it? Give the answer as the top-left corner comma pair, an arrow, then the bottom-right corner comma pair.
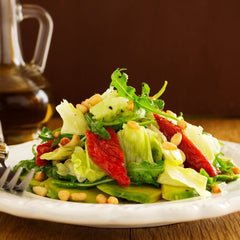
29,177 -> 104,203
97,183 -> 161,203
161,184 -> 199,201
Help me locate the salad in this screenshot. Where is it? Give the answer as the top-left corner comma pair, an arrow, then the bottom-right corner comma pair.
14,68 -> 240,204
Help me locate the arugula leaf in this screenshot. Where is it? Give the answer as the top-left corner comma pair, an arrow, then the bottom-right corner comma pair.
142,82 -> 165,109
38,127 -> 54,142
213,152 -> 236,173
110,69 -> 178,121
101,116 -> 136,126
215,174 -> 239,183
85,111 -> 154,139
110,68 -> 135,100
201,153 -> 239,191
84,113 -> 111,139
141,83 -> 151,97
200,168 -> 214,185
51,176 -> 114,189
153,99 -> 165,110
13,158 -> 52,177
138,119 -> 156,126
13,158 -> 36,174
127,161 -> 164,187
51,133 -> 74,147
152,81 -> 168,99
32,144 -> 37,157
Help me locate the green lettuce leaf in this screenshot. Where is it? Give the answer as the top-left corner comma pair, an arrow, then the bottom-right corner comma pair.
162,148 -> 185,166
55,159 -> 83,181
41,146 -> 74,161
56,99 -> 89,135
71,145 -> 107,182
89,96 -> 130,122
157,159 -> 210,197
184,123 -> 221,162
40,135 -> 80,161
146,128 -> 163,163
117,124 -> 154,166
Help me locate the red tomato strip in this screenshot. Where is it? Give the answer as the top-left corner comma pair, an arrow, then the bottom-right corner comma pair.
154,114 -> 219,177
36,140 -> 54,166
86,127 -> 130,186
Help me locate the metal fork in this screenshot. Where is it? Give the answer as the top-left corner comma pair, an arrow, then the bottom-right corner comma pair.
0,121 -> 35,192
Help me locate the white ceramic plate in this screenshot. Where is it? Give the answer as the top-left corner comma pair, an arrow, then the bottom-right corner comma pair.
0,140 -> 240,228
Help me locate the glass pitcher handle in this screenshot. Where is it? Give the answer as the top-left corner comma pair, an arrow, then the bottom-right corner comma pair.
21,4 -> 53,73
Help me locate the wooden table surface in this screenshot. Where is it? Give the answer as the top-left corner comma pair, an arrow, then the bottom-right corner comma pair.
0,118 -> 240,240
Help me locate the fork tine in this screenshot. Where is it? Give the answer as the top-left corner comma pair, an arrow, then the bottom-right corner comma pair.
0,167 -> 11,188
4,167 -> 23,191
14,169 -> 35,191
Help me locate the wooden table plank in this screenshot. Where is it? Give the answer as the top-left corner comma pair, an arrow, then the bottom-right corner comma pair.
0,212 -> 130,240
131,212 -> 240,240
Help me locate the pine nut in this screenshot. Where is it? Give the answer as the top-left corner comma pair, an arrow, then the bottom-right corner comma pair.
231,167 -> 240,174
127,121 -> 140,129
59,137 -> 70,146
107,196 -> 119,204
54,131 -> 60,138
58,190 -> 70,201
72,134 -> 80,143
211,184 -> 222,194
177,120 -> 187,130
76,104 -> 88,114
127,100 -> 134,111
96,194 -> 108,204
162,141 -> 177,150
179,149 -> 186,162
81,100 -> 91,109
88,94 -> 102,106
65,134 -> 80,147
32,186 -> 48,197
70,192 -> 87,202
34,171 -> 45,181
166,110 -> 177,118
170,132 -> 182,146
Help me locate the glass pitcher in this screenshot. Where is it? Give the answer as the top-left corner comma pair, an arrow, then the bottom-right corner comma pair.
0,0 -> 54,145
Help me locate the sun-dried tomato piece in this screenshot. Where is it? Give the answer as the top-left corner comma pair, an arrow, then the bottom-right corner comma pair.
86,128 -> 130,186
36,140 -> 54,166
154,114 -> 218,177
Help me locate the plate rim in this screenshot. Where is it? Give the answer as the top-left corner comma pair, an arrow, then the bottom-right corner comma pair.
0,140 -> 239,228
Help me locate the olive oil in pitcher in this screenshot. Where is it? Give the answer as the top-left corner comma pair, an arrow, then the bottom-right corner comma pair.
0,66 -> 54,144
0,0 -> 54,144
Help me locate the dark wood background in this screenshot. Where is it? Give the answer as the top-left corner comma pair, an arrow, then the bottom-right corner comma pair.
20,0 -> 240,117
